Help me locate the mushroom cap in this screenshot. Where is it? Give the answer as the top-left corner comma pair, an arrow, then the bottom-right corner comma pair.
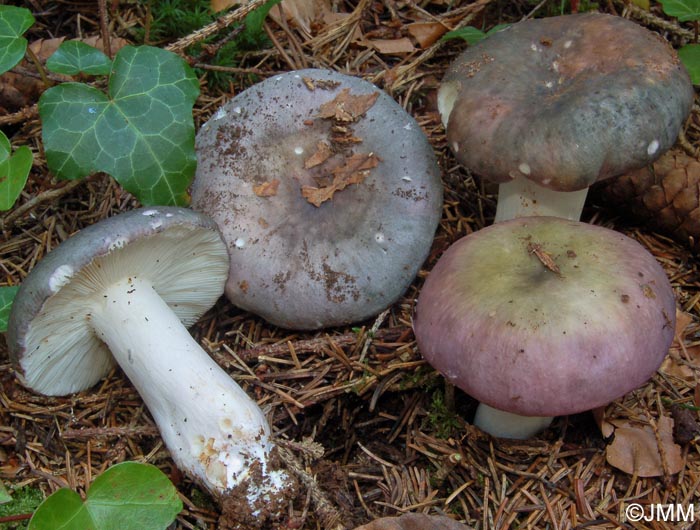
192,69 -> 443,329
440,13 -> 693,192
7,207 -> 229,396
413,216 -> 676,417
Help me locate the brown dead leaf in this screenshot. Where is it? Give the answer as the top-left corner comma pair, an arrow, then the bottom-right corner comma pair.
604,416 -> 684,477
304,141 -> 333,169
253,179 -> 280,197
363,37 -> 415,55
301,152 -> 379,207
81,35 -> 130,57
407,22 -> 448,48
317,89 -> 379,123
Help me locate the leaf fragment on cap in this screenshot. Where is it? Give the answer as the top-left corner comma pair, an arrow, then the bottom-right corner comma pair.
301,153 -> 379,207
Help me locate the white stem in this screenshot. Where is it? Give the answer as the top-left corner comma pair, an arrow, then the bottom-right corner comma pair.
88,276 -> 284,498
474,403 -> 553,439
494,175 -> 589,223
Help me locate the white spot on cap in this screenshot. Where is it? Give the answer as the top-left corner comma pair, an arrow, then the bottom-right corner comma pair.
647,139 -> 659,156
518,163 -> 531,175
234,238 -> 246,249
403,123 -> 413,130
142,209 -> 158,217
545,81 -> 553,88
294,146 -> 304,155
48,265 -> 73,293
564,40 -> 572,49
401,176 -> 412,182
213,108 -> 227,120
530,43 -> 538,52
552,61 -> 559,72
108,237 -> 128,251
151,220 -> 163,230
165,213 -> 173,218
233,106 -> 242,114
375,233 -> 385,244
452,141 -> 460,153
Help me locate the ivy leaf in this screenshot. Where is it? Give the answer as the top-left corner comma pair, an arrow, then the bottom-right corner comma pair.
46,40 -> 113,75
679,43 -> 700,84
0,5 -> 34,75
39,45 -> 200,206
442,24 -> 510,45
659,0 -> 700,21
28,462 -> 182,530
0,130 -> 33,211
0,286 -> 20,333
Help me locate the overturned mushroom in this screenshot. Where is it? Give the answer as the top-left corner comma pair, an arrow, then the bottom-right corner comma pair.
193,69 -> 443,329
413,216 -> 676,438
439,13 -> 693,222
6,207 -> 291,515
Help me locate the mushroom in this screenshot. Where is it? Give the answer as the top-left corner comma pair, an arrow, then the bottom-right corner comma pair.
192,68 -> 443,329
6,207 -> 290,509
438,13 -> 694,222
413,216 -> 676,439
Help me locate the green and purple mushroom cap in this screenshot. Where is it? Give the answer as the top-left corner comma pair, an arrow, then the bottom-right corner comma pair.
413,216 -> 676,438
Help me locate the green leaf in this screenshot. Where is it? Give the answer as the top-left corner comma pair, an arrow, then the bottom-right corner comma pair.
0,285 -> 20,333
659,0 -> 700,21
0,5 -> 34,75
239,0 -> 282,48
0,481 -> 11,504
28,462 -> 182,530
46,40 -> 113,76
441,24 -> 510,45
39,45 -> 200,206
0,130 -> 33,211
679,43 -> 700,84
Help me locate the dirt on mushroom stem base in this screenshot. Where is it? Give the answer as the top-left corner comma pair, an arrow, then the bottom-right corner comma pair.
218,447 -> 298,529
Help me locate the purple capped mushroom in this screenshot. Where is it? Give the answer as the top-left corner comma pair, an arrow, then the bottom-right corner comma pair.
438,13 -> 694,222
7,207 -> 290,509
192,69 -> 443,329
413,216 -> 676,439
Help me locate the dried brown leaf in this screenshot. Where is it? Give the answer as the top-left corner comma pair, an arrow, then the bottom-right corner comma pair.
301,152 -> 379,207
407,22 -> 448,48
363,37 -> 415,55
317,89 -> 379,122
253,179 -> 280,197
605,416 -> 684,477
268,0 -> 331,35
304,141 -> 333,168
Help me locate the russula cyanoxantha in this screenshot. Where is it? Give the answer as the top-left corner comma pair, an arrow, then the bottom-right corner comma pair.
438,13 -> 693,222
7,207 -> 290,510
192,68 -> 443,329
413,216 -> 676,438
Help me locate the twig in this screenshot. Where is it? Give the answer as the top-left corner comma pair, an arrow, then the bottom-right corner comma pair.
1,179 -> 84,230
97,0 -> 112,58
613,0 -> 694,41
165,0 -> 272,55
0,104 -> 38,126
